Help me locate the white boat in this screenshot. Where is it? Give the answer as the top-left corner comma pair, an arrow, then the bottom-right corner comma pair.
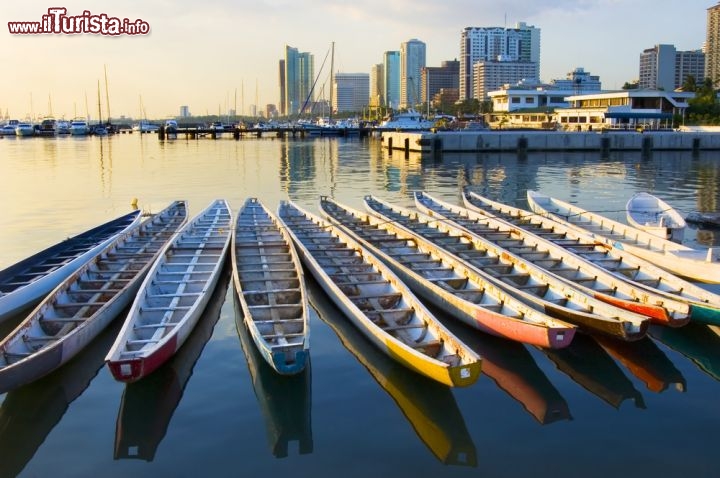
0,201 -> 187,394
69,120 -> 89,136
527,190 -> 720,284
0,120 -> 18,136
15,122 -> 35,137
379,109 -> 435,130
56,120 -> 71,135
232,198 -> 309,375
106,199 -> 232,382
626,192 -> 686,242
132,120 -> 160,133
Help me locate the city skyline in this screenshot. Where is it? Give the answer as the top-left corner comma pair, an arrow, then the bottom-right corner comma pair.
1,0 -> 710,120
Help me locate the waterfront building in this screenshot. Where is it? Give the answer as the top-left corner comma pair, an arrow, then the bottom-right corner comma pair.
283,45 -> 314,116
383,51 -> 400,110
555,89 -> 694,131
400,39 -> 426,109
370,63 -> 384,107
420,60 -> 459,110
473,60 -> 538,100
639,45 -> 705,90
459,23 -> 540,100
279,59 -> 286,116
333,73 -> 370,113
179,105 -> 190,118
706,2 -> 720,85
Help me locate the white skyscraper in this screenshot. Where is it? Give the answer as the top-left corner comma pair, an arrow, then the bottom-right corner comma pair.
400,39 -> 426,109
459,23 -> 541,100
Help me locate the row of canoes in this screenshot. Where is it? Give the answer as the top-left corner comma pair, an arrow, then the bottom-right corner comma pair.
1,190 -> 718,393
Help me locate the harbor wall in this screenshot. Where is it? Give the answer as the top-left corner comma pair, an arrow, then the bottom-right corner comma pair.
380,131 -> 720,154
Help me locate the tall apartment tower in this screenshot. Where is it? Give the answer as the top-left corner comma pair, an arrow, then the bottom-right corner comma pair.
283,45 -> 314,116
640,45 -> 706,90
707,3 -> 720,85
400,39 -> 426,109
369,64 -> 384,107
420,60 -> 460,107
639,44 -> 677,90
459,23 -> 541,100
383,51 -> 401,109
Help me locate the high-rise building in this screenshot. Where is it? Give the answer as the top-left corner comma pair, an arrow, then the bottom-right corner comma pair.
179,105 -> 190,118
400,39 -> 426,109
283,45 -> 314,116
706,2 -> 720,85
278,59 -> 286,116
459,23 -> 541,100
420,60 -> 459,108
676,49 -> 706,88
639,44 -> 677,90
473,60 -> 538,100
370,63 -> 384,107
333,73 -> 370,112
640,45 -> 705,90
383,51 -> 400,109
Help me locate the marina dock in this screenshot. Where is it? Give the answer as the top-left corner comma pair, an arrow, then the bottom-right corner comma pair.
381,130 -> 720,155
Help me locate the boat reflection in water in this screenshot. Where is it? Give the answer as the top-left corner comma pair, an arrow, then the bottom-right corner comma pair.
441,310 -> 571,425
233,288 -> 313,458
113,267 -> 230,461
0,312 -> 121,478
307,278 -> 476,467
649,323 -> 720,382
541,334 -> 646,409
594,336 -> 686,393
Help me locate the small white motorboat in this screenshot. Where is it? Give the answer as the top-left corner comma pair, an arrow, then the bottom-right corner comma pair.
626,192 -> 686,242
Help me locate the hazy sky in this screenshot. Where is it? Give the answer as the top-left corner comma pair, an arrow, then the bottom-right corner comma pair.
1,1 -> 711,120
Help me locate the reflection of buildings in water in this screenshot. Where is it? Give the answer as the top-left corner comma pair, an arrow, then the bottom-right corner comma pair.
649,323 -> 720,382
0,314 -> 121,478
113,269 -> 230,462
594,336 -> 686,393
233,290 -> 313,459
306,278 -> 476,467
280,139 -> 339,197
541,334 -> 645,410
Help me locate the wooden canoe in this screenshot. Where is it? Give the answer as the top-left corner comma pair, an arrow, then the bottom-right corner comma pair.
464,191 -> 720,326
277,200 -> 481,387
0,210 -> 142,322
416,191 -> 690,328
106,199 -> 231,383
527,190 -> 720,284
232,198 -> 309,375
364,195 -> 650,341
626,192 -> 686,242
319,196 -> 576,349
0,201 -> 187,394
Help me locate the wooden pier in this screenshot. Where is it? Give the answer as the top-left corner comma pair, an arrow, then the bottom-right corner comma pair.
157,125 -> 371,141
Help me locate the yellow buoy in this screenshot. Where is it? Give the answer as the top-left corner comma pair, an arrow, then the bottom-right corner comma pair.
130,197 -> 139,209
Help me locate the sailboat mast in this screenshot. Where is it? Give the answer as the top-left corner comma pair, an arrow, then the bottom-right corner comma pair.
97,80 -> 103,124
104,65 -> 111,125
329,41 -> 334,123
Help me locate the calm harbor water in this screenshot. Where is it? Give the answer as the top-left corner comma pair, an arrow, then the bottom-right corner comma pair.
1,133 -> 720,477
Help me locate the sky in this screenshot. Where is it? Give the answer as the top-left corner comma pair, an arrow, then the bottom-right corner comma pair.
0,0 -> 712,120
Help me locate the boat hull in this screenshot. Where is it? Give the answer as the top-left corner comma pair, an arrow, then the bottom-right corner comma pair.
0,210 -> 142,322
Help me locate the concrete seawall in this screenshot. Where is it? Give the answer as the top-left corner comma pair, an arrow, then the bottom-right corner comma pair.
381,130 -> 720,155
